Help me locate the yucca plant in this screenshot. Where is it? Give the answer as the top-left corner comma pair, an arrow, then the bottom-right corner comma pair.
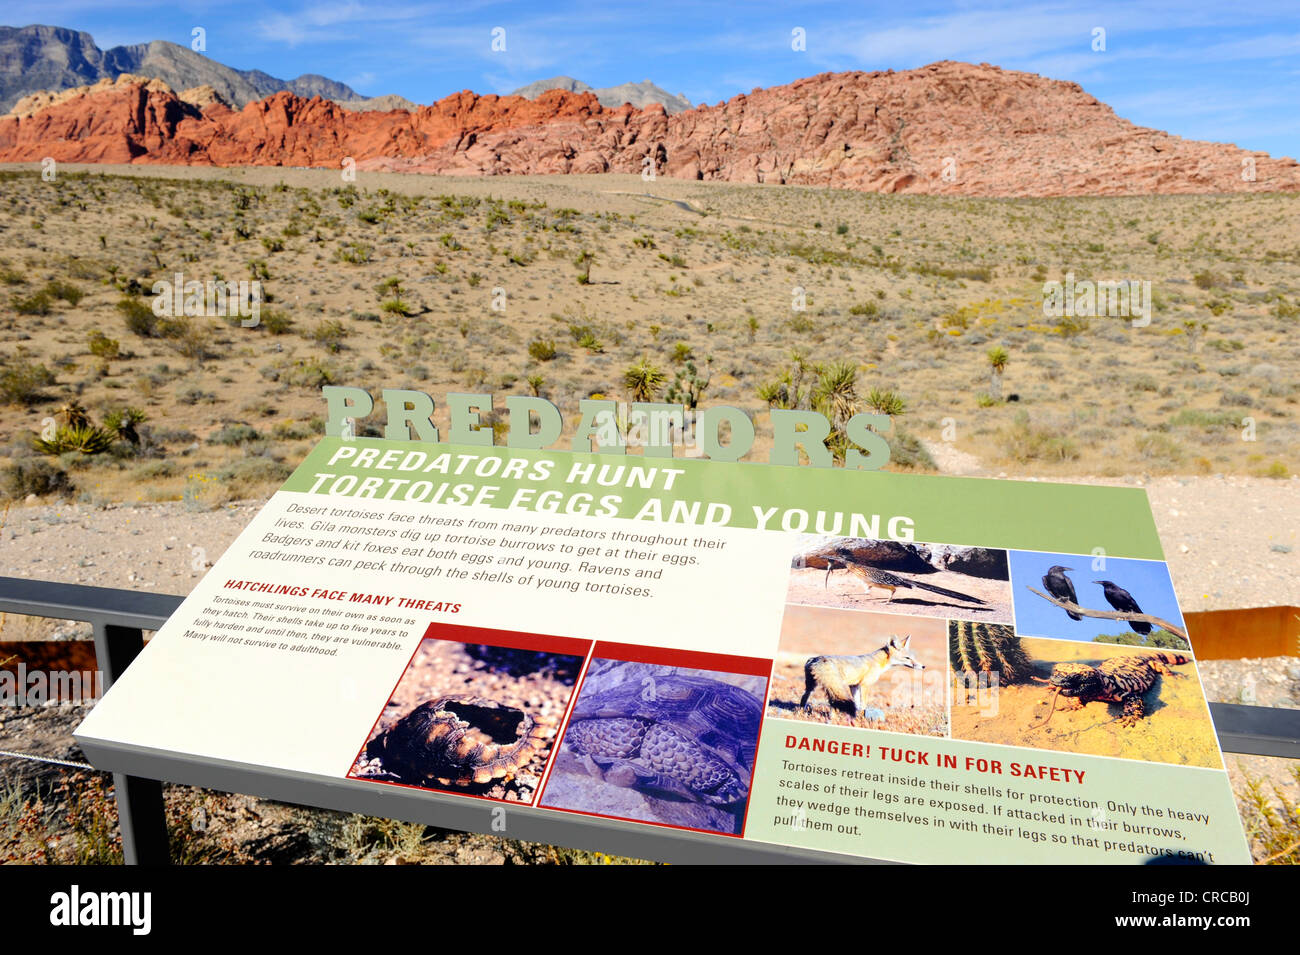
986,345 -> 1009,401
865,387 -> 907,417
34,423 -> 114,456
623,357 -> 667,403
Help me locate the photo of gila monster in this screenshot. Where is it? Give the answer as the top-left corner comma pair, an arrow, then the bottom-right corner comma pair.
1031,650 -> 1192,729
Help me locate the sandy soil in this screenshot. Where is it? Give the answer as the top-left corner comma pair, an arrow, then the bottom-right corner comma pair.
951,638 -> 1222,769
766,606 -> 948,736
349,637 -> 581,803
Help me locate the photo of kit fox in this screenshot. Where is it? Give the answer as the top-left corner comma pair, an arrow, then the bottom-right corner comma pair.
800,635 -> 925,722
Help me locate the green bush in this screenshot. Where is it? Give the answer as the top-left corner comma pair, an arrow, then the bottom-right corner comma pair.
117,296 -> 159,337
88,330 -> 120,359
527,339 -> 557,362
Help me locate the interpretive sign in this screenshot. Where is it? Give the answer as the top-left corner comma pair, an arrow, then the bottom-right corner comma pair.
75,437 -> 1250,864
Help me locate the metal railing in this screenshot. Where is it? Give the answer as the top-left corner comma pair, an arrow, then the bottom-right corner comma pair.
1,574 -> 1298,865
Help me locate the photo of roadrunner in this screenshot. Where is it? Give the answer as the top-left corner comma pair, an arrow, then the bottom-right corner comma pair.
824,556 -> 987,607
787,537 -> 1014,623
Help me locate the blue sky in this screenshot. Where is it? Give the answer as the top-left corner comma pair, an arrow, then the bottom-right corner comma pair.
10,1 -> 1300,157
1007,550 -> 1186,645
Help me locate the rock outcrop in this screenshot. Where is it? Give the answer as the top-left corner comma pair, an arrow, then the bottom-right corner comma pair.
2,61 -> 1295,196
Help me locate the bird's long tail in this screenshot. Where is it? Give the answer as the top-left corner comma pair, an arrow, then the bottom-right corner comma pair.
909,578 -> 987,605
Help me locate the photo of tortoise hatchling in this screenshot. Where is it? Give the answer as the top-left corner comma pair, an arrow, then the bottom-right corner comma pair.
559,671 -> 763,808
364,696 -> 556,788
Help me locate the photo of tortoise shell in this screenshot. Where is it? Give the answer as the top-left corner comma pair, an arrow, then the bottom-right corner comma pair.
365,696 -> 556,788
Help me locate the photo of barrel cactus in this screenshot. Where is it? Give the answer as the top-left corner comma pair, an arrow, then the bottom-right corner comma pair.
538,659 -> 765,835
349,635 -> 584,804
949,620 -> 1035,684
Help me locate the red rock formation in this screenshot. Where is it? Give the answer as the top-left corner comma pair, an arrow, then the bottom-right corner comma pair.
1,61 -> 1295,196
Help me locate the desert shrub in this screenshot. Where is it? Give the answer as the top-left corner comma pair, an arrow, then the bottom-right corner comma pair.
117,296 -> 159,337
849,302 -> 879,318
0,363 -> 56,405
157,315 -> 212,362
1239,765 -> 1300,864
1272,296 -> 1300,319
280,360 -> 339,388
11,290 -> 52,315
2,458 -> 73,499
1192,269 -> 1226,290
307,319 -> 347,352
998,412 -> 1080,463
335,241 -> 374,264
87,331 -> 120,359
43,280 -> 83,305
1134,432 -> 1185,466
208,423 -> 261,446
1170,408 -> 1238,431
217,456 -> 293,498
258,309 -> 294,334
886,427 -> 937,470
527,338 -> 557,362
133,459 -> 178,479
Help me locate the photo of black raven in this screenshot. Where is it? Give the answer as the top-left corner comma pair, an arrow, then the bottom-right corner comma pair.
1041,565 -> 1081,620
1093,580 -> 1153,634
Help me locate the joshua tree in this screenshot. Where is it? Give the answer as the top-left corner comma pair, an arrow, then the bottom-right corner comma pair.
986,345 -> 1009,401
574,250 -> 595,285
666,357 -> 711,412
57,401 -> 91,429
813,361 -> 861,462
104,407 -> 147,446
